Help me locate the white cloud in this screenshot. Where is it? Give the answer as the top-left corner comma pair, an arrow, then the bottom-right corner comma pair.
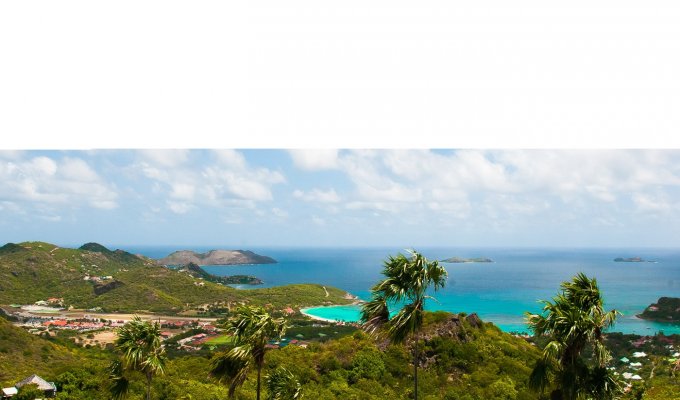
0,151 -> 25,161
213,149 -> 247,169
293,188 -> 341,203
30,156 -> 57,176
60,158 -> 100,182
138,149 -> 190,168
271,207 -> 288,218
167,201 -> 193,214
311,216 -> 326,226
0,155 -> 118,210
38,215 -> 62,222
632,193 -> 672,213
170,183 -> 195,200
310,149 -> 680,226
203,167 -> 283,201
0,201 -> 22,213
134,149 -> 286,214
288,149 -> 339,170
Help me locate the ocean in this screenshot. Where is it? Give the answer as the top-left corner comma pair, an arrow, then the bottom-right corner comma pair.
125,246 -> 680,335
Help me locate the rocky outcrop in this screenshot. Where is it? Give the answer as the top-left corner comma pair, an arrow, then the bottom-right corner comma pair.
158,250 -> 276,266
420,313 -> 483,342
465,313 -> 483,329
93,280 -> 124,296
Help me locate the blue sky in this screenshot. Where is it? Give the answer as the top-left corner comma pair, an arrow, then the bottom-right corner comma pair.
2,149 -> 680,248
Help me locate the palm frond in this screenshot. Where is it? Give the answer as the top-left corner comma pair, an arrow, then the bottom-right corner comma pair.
215,306 -> 289,398
528,358 -> 553,393
587,366 -> 623,400
265,367 -> 303,400
526,273 -> 620,399
387,301 -> 423,344
209,346 -> 252,382
108,360 -> 130,400
229,364 -> 251,399
360,296 -> 390,336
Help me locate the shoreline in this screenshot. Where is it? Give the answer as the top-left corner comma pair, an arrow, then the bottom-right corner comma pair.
300,304 -> 361,323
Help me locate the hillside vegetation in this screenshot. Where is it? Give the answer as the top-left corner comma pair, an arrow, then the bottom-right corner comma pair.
0,310 -> 544,399
1,298 -> 678,398
0,317 -> 77,387
0,242 -> 351,313
639,297 -> 680,322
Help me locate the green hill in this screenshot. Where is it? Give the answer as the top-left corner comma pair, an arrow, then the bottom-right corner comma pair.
0,316 -> 78,387
0,242 -> 352,314
638,297 -> 680,322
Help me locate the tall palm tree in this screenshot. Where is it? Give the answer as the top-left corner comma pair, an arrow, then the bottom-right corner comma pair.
210,305 -> 287,400
109,316 -> 166,400
265,366 -> 302,400
525,272 -> 622,400
360,249 -> 448,400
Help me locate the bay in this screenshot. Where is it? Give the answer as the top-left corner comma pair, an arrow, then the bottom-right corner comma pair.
125,246 -> 680,335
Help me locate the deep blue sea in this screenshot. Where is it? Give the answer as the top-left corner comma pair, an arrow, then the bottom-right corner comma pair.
124,246 -> 680,335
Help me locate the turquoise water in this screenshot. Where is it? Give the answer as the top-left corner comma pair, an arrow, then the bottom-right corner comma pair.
126,246 -> 680,335
301,305 -> 363,322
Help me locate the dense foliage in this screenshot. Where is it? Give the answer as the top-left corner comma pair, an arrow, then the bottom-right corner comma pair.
2,310 -> 680,399
1,309 -> 547,399
210,306 -> 287,399
0,317 -> 77,386
526,272 -> 621,399
360,249 -> 448,399
110,316 -> 167,400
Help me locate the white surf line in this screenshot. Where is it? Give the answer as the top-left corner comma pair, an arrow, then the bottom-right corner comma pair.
300,307 -> 339,323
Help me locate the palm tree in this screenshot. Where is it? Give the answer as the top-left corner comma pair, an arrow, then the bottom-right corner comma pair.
210,305 -> 287,400
360,249 -> 448,400
265,366 -> 302,400
109,316 -> 166,400
525,272 -> 622,400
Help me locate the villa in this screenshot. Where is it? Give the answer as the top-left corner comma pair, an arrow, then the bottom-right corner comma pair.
1,374 -> 57,398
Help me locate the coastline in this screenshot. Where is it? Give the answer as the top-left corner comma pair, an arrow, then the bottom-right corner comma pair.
300,303 -> 363,323
300,306 -> 343,323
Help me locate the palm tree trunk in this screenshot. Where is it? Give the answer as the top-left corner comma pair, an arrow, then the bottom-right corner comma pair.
146,372 -> 152,400
414,334 -> 418,400
257,364 -> 262,400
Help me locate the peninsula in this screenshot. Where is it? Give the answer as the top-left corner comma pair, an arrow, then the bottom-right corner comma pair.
638,297 -> 680,322
441,257 -> 494,263
177,262 -> 263,285
158,249 -> 277,266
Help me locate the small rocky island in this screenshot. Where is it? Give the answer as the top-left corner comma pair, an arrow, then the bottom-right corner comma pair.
158,249 -> 277,266
178,262 -> 263,285
638,297 -> 680,322
441,257 -> 494,263
614,257 -> 646,262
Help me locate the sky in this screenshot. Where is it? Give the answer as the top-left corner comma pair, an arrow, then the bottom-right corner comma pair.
2,149 -> 680,248
2,3 -> 680,248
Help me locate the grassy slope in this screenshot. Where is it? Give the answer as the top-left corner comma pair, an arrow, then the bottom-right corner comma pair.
0,242 -> 351,314
0,317 -> 78,387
